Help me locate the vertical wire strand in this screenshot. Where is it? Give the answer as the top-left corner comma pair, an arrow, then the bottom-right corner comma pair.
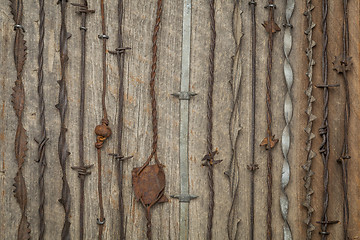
281,0 -> 294,238
10,0 -> 31,238
226,0 -> 243,239
333,0 -> 351,238
70,2 -> 94,240
262,1 -> 280,239
302,0 -> 316,238
37,0 -> 47,238
56,1 -> 72,239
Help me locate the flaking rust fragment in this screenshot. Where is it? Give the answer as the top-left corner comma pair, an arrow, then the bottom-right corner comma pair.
10,0 -> 31,239
132,165 -> 168,206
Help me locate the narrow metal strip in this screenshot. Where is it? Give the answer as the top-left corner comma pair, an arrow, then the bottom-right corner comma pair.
179,1 -> 193,239
280,0 -> 294,239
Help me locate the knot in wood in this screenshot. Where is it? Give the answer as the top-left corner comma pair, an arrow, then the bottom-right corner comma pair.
95,123 -> 111,149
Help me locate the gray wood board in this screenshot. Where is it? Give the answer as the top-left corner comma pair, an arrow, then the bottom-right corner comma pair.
0,0 -> 359,239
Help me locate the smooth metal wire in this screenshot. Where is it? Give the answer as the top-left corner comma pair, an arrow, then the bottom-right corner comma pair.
302,0 -> 316,239
280,0 -> 294,239
95,0 -> 112,239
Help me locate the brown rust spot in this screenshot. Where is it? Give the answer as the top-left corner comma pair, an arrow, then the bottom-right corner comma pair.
132,164 -> 168,206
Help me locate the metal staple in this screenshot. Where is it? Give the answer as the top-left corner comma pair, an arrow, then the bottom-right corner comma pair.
36,0 -> 47,238
261,1 -> 280,239
226,0 -> 243,239
333,0 -> 352,238
280,0 -> 294,239
302,0 -> 316,239
70,1 -> 94,240
10,0 -> 31,238
56,1 -> 72,239
316,0 -> 339,238
108,0 -> 132,239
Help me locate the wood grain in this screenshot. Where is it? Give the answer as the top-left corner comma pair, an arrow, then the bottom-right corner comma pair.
0,0 -> 358,239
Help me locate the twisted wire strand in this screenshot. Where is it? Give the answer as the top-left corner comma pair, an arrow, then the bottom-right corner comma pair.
316,0 -> 341,236
149,0 -> 163,164
115,0 -> 127,239
108,0 -> 132,238
95,0 -> 112,239
133,0 -> 167,240
10,0 -> 31,238
302,0 -> 316,238
262,1 -> 280,239
36,0 -> 47,238
280,0 -> 294,239
70,1 -> 94,240
226,1 -> 243,239
56,1 -> 72,239
333,0 -> 351,238
205,1 -> 217,239
248,2 -> 258,239
317,0 -> 340,238
147,1 -> 163,237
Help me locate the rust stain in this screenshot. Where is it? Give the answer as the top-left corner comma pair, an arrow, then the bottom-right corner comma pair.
1,102 -> 4,118
127,94 -> 134,104
130,74 -> 144,84
144,103 -> 151,114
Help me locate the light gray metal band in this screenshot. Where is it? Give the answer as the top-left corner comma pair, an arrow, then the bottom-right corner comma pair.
172,91 -> 197,100
280,0 -> 294,239
171,1 -> 197,239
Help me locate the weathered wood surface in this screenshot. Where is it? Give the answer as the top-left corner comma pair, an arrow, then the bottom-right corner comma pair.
0,0 -> 359,239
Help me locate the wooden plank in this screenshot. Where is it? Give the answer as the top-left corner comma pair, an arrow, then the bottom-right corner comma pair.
0,0 -> 358,239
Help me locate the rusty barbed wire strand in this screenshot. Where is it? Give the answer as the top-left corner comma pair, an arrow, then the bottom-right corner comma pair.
333,0 -> 352,238
225,1 -> 243,239
95,0 -> 112,239
70,1 -> 94,240
56,1 -> 72,239
131,1 -> 168,239
316,0 -> 339,238
280,0 -> 294,239
10,0 -> 31,239
261,1 -> 280,239
302,0 -> 316,239
200,0 -> 223,239
108,0 -> 132,239
36,0 -> 47,238
248,1 -> 258,239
